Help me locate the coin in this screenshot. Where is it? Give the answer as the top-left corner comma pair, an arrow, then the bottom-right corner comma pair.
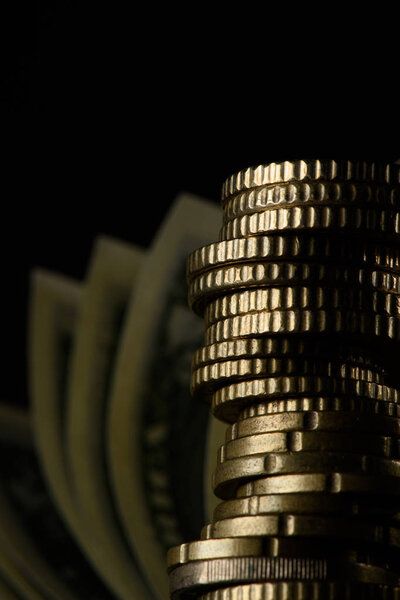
169,556 -> 330,599
221,159 -> 400,201
213,453 -> 400,500
228,411 -> 400,440
192,337 -> 385,370
191,359 -> 385,399
166,537 -> 263,572
238,398 -> 400,420
221,431 -> 400,461
199,581 -> 400,600
205,309 -> 400,346
220,205 -> 400,242
205,515 -> 400,548
187,236 -> 400,285
222,181 -> 400,223
212,378 -> 400,423
212,493 -> 400,522
189,262 -> 400,313
236,473 -> 400,498
204,288 -> 400,326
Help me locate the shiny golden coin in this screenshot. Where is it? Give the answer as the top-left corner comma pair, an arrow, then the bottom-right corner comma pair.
204,288 -> 400,326
166,537 -> 263,572
220,205 -> 400,242
229,411 -> 400,440
213,493 -> 400,522
236,473 -> 400,498
199,581 -> 400,600
205,309 -> 400,346
222,181 -> 400,223
239,397 -> 400,420
212,378 -> 400,423
192,336 -> 384,370
221,159 -> 400,201
186,235 -> 400,284
191,358 -> 385,400
213,453 -> 400,500
189,262 -> 400,313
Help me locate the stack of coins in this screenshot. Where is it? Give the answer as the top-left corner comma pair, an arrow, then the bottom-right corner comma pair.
167,159 -> 400,599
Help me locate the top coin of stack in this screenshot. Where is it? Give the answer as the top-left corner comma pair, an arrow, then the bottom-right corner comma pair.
169,160 -> 400,600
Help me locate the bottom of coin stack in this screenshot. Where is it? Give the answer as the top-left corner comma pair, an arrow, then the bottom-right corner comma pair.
167,544 -> 400,598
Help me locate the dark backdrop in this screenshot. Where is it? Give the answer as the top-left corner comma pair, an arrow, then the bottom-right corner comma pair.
2,2 -> 399,406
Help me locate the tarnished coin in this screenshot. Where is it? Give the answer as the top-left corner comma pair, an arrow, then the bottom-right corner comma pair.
191,359 -> 385,399
204,514 -> 400,549
212,378 -> 400,423
221,159 -> 400,201
204,288 -> 400,326
187,236 -> 400,285
189,262 -> 400,313
212,493 -> 400,522
166,537 -> 263,572
221,431 -> 400,461
205,309 -> 400,346
222,181 -> 400,223
228,411 -> 400,440
236,473 -> 400,498
220,205 -> 400,242
199,581 -> 400,600
169,556 -> 329,599
213,453 -> 400,500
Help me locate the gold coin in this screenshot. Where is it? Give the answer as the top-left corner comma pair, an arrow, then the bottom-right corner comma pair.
186,236 -> 400,284
166,537 -> 263,572
222,181 -> 400,223
212,493 -> 400,522
204,288 -> 400,326
229,411 -> 400,440
191,358 -> 385,400
236,473 -> 400,498
221,159 -> 400,201
189,262 -> 400,313
220,205 -> 400,242
169,556 -> 330,599
192,337 -> 383,370
199,581 -> 400,600
239,397 -> 400,420
213,453 -> 400,500
221,431 -> 399,462
205,517 -> 400,558
212,378 -> 400,423
205,309 -> 400,346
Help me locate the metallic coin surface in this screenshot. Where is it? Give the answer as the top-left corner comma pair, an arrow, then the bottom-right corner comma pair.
187,236 -> 400,285
199,581 -> 400,600
204,287 -> 400,326
220,205 -> 400,241
221,159 -> 400,201
222,181 -> 400,223
236,473 -> 400,498
192,359 -> 385,399
213,453 -> 400,500
212,378 -> 400,422
228,411 -> 400,440
189,262 -> 400,313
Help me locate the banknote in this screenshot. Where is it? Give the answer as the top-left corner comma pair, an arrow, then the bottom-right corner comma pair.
28,269 -> 114,599
107,193 -> 221,599
64,237 -> 154,600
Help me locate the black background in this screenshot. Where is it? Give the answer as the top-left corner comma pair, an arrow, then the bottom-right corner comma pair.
2,2 -> 399,406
